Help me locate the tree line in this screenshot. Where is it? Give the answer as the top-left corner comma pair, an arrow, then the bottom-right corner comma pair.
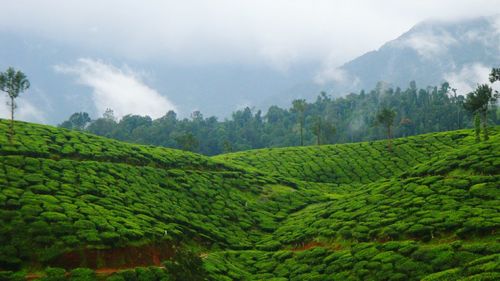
1,66 -> 497,154
59,68 -> 499,155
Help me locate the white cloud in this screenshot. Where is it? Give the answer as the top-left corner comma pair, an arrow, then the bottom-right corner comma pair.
443,63 -> 499,95
314,66 -> 349,85
54,58 -> 176,119
1,1 -> 498,70
401,30 -> 458,59
0,95 -> 46,123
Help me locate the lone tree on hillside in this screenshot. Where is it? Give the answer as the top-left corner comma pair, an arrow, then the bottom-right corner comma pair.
291,99 -> 307,146
0,67 -> 30,142
376,108 -> 396,152
463,83 -> 498,141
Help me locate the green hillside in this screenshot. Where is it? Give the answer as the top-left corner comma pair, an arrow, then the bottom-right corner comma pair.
0,120 -> 499,280
214,130 -> 483,184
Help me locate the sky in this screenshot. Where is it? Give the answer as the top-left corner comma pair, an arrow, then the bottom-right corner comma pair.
0,0 -> 499,122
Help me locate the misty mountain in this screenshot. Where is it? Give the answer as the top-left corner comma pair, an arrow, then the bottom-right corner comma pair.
327,15 -> 500,93
0,15 -> 498,124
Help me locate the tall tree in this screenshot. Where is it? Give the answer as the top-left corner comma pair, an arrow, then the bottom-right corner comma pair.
474,114 -> 481,143
175,132 -> 199,152
376,108 -> 396,151
489,68 -> 500,84
0,67 -> 30,142
59,112 -> 91,131
464,84 -> 498,141
311,117 -> 336,145
291,99 -> 307,146
311,117 -> 322,145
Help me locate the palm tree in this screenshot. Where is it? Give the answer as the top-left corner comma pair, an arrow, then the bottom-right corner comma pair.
0,67 -> 30,142
376,108 -> 396,151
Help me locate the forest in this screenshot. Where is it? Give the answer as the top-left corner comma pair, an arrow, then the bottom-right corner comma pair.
59,81 -> 499,155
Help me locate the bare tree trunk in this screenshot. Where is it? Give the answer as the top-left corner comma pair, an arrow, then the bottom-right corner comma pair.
474,113 -> 481,143
300,118 -> 304,146
482,111 -> 488,141
387,125 -> 392,152
300,125 -> 303,146
318,123 -> 321,145
9,96 -> 15,143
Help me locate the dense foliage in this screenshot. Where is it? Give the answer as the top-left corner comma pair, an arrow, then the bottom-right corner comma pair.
0,120 -> 498,280
60,82 -> 499,155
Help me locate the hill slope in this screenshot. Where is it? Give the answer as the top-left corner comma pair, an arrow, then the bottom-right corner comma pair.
0,120 -> 328,270
215,129 -> 480,184
0,120 -> 498,280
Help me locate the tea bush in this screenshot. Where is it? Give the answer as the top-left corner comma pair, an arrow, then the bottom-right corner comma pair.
0,120 -> 498,280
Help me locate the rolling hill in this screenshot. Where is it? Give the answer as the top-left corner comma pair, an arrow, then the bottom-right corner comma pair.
0,119 -> 498,280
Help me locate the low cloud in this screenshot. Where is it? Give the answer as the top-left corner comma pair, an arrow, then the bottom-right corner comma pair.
443,63 -> 498,95
399,29 -> 458,59
2,1 -> 498,70
314,66 -> 349,85
54,58 -> 177,119
0,95 -> 46,123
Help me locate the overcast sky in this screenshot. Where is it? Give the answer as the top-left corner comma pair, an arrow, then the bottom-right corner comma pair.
1,0 -> 499,68
0,1 -> 499,122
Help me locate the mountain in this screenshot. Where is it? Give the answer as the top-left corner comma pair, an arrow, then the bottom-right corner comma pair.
0,120 -> 498,280
0,16 -> 498,125
327,16 -> 500,93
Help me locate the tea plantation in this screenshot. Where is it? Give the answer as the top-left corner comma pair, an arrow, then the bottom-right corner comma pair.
0,119 -> 498,280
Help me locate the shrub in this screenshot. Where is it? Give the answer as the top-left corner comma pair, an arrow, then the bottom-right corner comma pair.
42,267 -> 66,281
164,247 -> 207,281
69,268 -> 96,281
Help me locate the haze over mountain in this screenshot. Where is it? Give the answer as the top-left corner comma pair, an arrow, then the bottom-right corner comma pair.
321,15 -> 500,95
0,1 -> 498,124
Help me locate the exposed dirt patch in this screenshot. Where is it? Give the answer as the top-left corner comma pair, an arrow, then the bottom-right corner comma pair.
49,243 -> 174,270
291,241 -> 325,251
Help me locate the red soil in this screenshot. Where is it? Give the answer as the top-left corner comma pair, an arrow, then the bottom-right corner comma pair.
291,241 -> 325,251
291,241 -> 345,252
50,243 -> 174,270
25,243 -> 174,280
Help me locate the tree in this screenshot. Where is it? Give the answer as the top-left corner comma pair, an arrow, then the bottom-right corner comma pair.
0,67 -> 30,142
163,246 -> 207,281
489,68 -> 500,84
311,117 -> 336,145
291,99 -> 307,146
59,112 -> 91,131
174,132 -> 199,152
87,109 -> 117,137
311,117 -> 322,145
474,114 -> 481,143
102,108 -> 116,121
376,108 -> 396,151
464,84 -> 498,141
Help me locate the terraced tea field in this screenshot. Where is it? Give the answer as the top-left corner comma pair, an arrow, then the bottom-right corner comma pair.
215,130 -> 480,184
0,120 -> 498,280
